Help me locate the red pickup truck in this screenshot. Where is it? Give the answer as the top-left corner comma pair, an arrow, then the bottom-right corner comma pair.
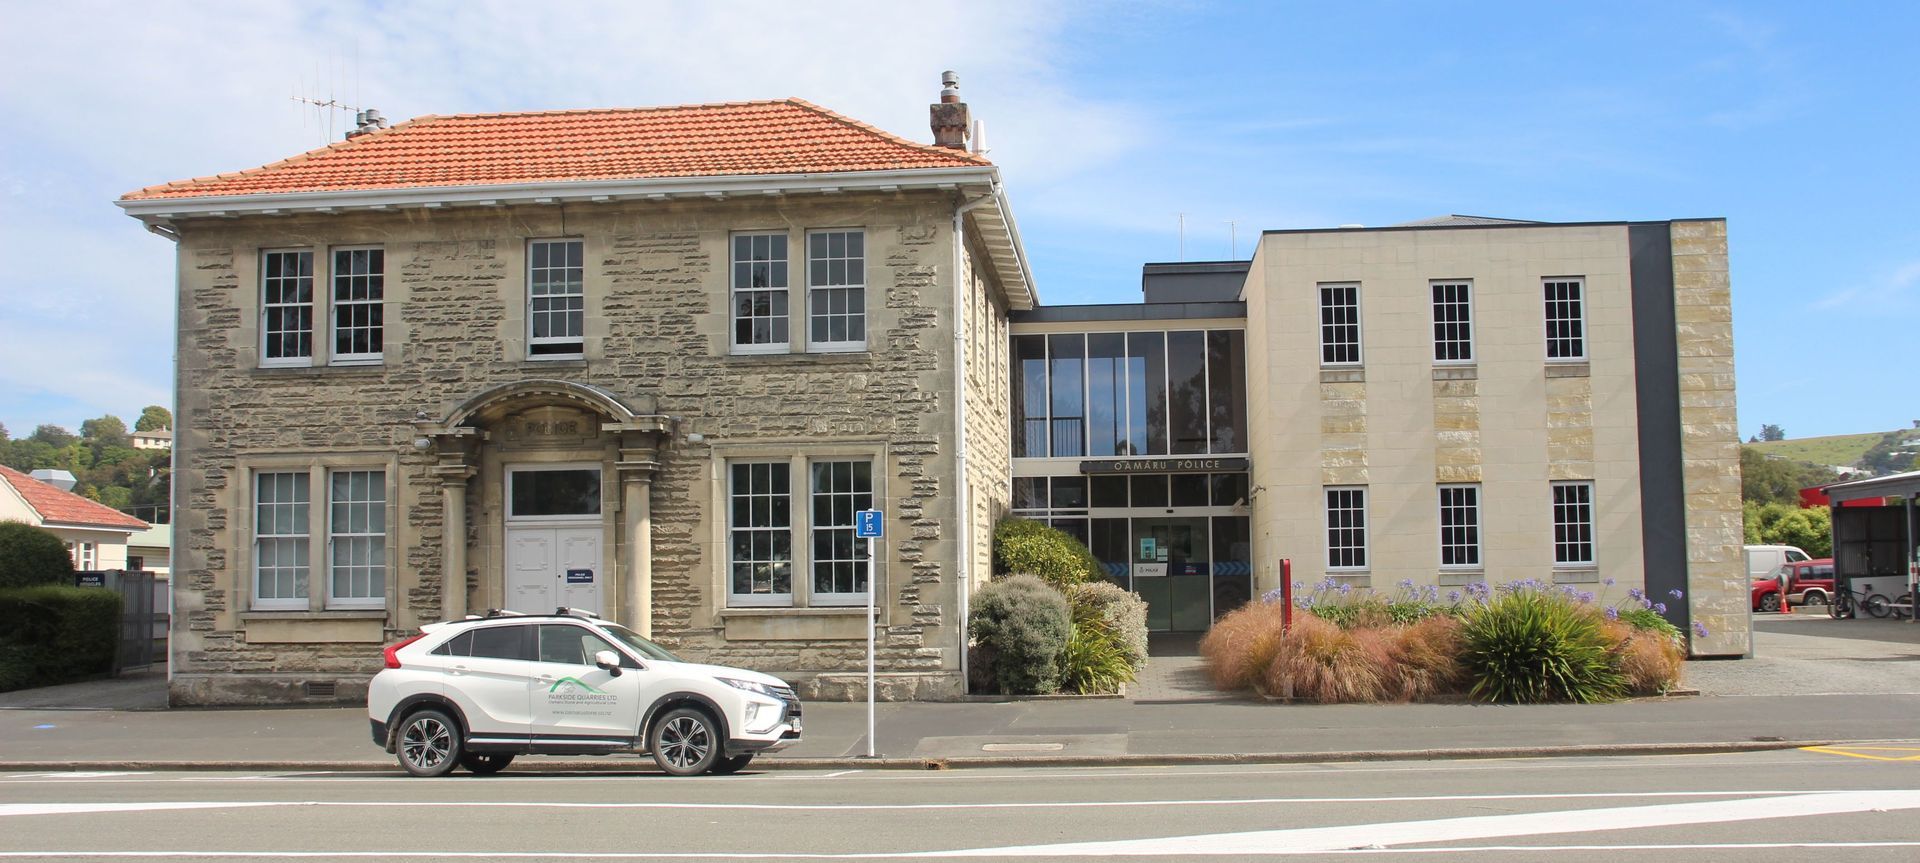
1751,558 -> 1836,612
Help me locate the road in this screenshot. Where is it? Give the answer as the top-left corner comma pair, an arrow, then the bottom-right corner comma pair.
2,745 -> 1918,860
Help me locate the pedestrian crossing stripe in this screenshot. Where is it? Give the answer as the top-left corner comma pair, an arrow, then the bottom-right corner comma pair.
1800,745 -> 1920,762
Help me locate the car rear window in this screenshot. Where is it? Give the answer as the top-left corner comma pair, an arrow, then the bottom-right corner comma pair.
1812,565 -> 1834,578
430,630 -> 474,657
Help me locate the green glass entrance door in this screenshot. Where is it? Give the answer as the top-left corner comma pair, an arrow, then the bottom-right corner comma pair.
1132,517 -> 1212,632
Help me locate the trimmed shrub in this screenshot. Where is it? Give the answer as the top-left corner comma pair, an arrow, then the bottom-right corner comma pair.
1262,614 -> 1394,703
1459,587 -> 1625,704
1383,613 -> 1469,701
1066,581 -> 1148,672
968,574 -> 1071,695
0,585 -> 121,692
991,518 -> 1099,589
1199,600 -> 1291,691
0,521 -> 76,590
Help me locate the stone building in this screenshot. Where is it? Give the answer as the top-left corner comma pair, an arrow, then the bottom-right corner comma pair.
1007,217 -> 1745,656
120,82 -> 1032,705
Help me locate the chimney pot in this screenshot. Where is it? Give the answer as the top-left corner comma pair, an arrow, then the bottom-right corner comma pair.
930,72 -> 971,150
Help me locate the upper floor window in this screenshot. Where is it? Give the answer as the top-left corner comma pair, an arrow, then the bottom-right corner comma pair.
1552,481 -> 1595,566
331,248 -> 384,363
1431,280 -> 1473,362
807,230 -> 865,351
1544,277 -> 1586,360
261,250 -> 314,366
1319,283 -> 1362,365
528,239 -> 585,357
731,233 -> 790,353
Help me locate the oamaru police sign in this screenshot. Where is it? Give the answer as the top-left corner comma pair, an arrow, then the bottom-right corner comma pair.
1079,457 -> 1251,474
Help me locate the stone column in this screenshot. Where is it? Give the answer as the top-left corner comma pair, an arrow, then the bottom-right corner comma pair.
434,463 -> 476,623
616,445 -> 660,637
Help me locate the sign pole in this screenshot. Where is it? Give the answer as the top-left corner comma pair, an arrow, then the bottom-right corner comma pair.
855,508 -> 883,759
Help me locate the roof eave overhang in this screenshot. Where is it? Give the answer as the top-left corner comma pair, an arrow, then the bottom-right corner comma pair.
42,519 -> 145,534
114,166 -> 1000,219
1824,469 -> 1920,503
116,163 -> 1039,312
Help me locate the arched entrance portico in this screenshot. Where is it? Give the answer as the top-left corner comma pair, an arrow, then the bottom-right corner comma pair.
416,380 -> 672,634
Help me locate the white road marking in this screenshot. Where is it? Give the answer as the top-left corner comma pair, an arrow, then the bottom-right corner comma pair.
0,802 -> 282,818
920,789 -> 1920,856
822,770 -> 861,778
0,790 -> 1885,814
2,842 -> 1920,859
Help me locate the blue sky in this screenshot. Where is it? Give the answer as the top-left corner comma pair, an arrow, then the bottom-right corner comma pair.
0,1 -> 1912,440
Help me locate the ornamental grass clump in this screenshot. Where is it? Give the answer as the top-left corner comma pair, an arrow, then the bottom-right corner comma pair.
1459,584 -> 1626,704
1060,619 -> 1134,695
1261,614 -> 1394,703
1383,613 -> 1469,701
1603,621 -> 1687,696
1198,599 -> 1291,691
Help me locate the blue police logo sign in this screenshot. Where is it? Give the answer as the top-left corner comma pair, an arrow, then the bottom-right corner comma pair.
855,510 -> 884,538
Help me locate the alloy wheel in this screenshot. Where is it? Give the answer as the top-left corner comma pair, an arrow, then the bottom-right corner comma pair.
659,715 -> 712,770
402,716 -> 452,772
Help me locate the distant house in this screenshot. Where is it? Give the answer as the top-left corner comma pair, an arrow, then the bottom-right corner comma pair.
131,428 -> 173,450
127,523 -> 172,577
0,466 -> 149,570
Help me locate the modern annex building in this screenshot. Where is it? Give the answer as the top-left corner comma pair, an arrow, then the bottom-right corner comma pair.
121,82 -> 1743,705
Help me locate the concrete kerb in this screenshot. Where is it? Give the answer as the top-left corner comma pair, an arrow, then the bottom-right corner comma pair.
0,739 -> 1841,775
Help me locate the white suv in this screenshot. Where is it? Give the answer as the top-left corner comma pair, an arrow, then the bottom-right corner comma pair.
368,609 -> 801,777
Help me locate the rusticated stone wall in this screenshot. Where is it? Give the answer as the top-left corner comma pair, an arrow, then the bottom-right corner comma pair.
165,191 -> 1009,705
1671,219 -> 1745,656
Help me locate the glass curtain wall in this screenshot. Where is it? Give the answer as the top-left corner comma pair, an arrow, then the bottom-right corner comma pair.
1010,329 -> 1245,459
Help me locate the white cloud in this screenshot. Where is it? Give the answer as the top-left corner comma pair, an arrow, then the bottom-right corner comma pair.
1812,260 -> 1920,310
0,0 -> 1142,429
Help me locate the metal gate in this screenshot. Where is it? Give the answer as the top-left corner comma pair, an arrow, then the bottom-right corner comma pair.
74,569 -> 158,671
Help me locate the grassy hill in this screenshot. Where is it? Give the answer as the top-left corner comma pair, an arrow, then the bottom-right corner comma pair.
1748,431 -> 1894,468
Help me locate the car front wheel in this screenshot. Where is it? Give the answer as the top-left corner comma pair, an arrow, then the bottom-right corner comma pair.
650,707 -> 721,776
1758,593 -> 1780,613
397,708 -> 462,777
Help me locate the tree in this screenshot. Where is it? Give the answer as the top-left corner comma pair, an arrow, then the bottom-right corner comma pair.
1858,431 -> 1920,476
1743,501 -> 1832,558
1758,424 -> 1786,442
1741,447 -> 1838,506
29,425 -> 76,448
0,521 -> 75,589
134,406 -> 172,432
0,421 -> 8,442
80,415 -> 129,448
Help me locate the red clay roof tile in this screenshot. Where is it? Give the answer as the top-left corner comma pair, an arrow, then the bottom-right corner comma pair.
0,465 -> 149,531
122,99 -> 990,201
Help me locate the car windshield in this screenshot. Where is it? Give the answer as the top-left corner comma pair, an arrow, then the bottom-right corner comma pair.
599,623 -> 685,663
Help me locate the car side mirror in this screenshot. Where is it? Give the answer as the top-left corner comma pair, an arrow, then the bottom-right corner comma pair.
593,649 -> 623,676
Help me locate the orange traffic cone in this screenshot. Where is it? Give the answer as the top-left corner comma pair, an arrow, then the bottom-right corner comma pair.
1780,585 -> 1792,615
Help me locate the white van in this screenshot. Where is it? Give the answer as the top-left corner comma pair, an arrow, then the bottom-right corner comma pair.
1745,545 -> 1811,581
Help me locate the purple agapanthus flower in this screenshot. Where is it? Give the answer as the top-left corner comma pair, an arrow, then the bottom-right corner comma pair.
1692,622 -> 1709,637
1653,602 -> 1668,614
1448,590 -> 1462,603
1578,591 -> 1596,603
1603,577 -> 1616,587
1605,606 -> 1620,620
1668,589 -> 1685,599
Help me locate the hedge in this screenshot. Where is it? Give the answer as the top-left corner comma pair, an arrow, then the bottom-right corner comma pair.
991,518 -> 1100,589
968,574 -> 1072,694
0,585 -> 122,692
0,521 -> 76,590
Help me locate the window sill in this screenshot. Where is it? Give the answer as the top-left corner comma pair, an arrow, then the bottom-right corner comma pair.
1552,568 -> 1600,584
1437,570 -> 1486,586
1432,364 -> 1478,381
240,609 -> 389,621
717,351 -> 872,364
1545,361 -> 1591,378
520,358 -> 588,370
252,364 -> 385,378
1320,367 -> 1365,383
717,606 -> 868,618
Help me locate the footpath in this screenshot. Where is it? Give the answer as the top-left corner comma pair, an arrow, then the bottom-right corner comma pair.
2,615 -> 1916,772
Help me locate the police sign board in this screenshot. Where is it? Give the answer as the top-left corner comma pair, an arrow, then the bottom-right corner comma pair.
855,509 -> 883,538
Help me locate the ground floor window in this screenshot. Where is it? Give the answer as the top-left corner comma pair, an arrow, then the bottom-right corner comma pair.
725,455 -> 878,608
1324,486 -> 1368,570
1552,481 -> 1595,567
248,462 -> 392,612
1438,484 -> 1481,569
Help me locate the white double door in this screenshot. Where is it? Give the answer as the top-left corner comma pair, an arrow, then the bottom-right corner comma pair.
506,524 -> 604,616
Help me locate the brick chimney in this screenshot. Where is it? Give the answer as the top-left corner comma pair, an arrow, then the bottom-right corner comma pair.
929,71 -> 970,150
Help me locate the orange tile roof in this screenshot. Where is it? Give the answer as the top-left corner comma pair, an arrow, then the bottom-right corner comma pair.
123,99 -> 991,201
0,466 -> 148,531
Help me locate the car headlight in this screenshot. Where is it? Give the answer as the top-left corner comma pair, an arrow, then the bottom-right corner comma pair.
719,677 -> 781,698
743,702 -> 781,734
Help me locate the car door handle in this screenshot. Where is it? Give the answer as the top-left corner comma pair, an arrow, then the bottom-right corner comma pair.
450,665 -> 469,676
